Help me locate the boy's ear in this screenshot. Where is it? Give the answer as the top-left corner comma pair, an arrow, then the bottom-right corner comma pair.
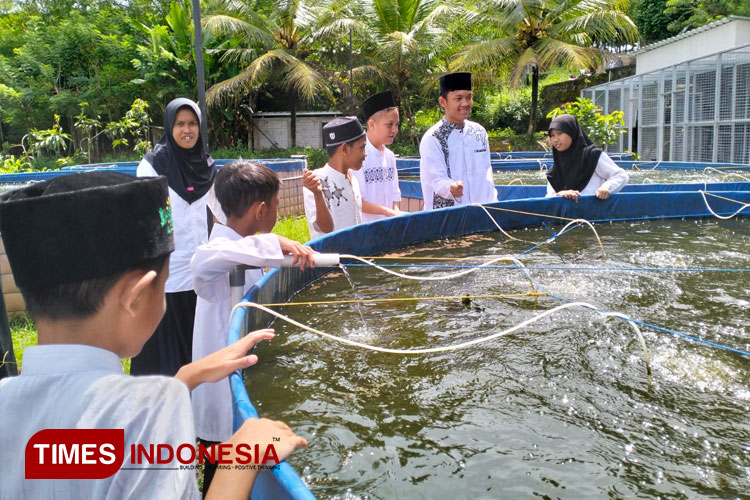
256,200 -> 268,220
438,96 -> 447,110
120,270 -> 159,317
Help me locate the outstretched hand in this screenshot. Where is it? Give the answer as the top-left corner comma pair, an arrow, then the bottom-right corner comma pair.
175,329 -> 275,391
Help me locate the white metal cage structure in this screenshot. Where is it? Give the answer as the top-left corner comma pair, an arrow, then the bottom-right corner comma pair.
581,44 -> 750,163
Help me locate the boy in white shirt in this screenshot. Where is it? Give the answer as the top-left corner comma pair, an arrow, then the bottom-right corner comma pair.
351,90 -> 402,222
190,161 -> 315,494
0,171 -> 307,499
303,116 -> 367,238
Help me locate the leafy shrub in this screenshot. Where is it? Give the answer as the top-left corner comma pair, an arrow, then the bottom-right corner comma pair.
547,98 -> 625,146
475,88 -> 543,135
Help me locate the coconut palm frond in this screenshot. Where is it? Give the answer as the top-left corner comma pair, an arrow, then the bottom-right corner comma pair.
508,47 -> 538,87
554,10 -> 638,44
280,58 -> 332,102
213,47 -> 257,66
534,37 -> 602,70
203,15 -> 276,48
451,37 -> 517,71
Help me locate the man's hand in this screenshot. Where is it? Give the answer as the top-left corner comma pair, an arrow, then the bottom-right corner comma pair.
449,180 -> 464,198
277,235 -> 316,270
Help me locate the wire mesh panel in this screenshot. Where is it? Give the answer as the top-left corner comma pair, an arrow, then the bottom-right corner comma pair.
581,43 -> 750,162
734,123 -> 750,164
641,79 -> 659,126
673,126 -> 685,161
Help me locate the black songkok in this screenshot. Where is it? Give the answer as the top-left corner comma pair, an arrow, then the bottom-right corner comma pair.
439,72 -> 472,95
361,91 -> 397,122
323,117 -> 366,147
0,171 -> 174,289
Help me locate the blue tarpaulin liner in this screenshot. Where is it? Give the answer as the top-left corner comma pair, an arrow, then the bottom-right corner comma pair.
396,158 -> 750,174
397,180 -> 750,201
227,188 -> 750,500
402,152 -> 635,160
0,159 -> 304,184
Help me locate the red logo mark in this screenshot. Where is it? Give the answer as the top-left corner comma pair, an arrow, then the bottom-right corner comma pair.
25,429 -> 125,479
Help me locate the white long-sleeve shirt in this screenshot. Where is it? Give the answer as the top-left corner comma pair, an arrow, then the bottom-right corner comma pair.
190,225 -> 283,442
137,159 -> 224,293
0,345 -> 199,499
303,164 -> 363,239
419,118 -> 497,210
350,137 -> 401,222
545,152 -> 629,197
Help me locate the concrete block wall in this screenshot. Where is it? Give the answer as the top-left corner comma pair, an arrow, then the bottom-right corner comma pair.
252,113 -> 341,150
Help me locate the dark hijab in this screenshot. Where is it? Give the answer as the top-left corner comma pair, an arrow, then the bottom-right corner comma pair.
144,98 -> 215,203
546,114 -> 602,192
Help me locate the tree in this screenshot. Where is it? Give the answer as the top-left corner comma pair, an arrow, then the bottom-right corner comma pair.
663,0 -> 750,34
632,0 -> 679,44
453,0 -> 638,137
203,0 -> 332,147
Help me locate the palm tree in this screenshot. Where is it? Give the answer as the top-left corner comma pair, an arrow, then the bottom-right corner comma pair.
314,0 -> 456,135
453,0 -> 638,136
204,0 -> 332,147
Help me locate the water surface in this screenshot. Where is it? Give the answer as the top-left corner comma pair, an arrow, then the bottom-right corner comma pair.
246,218 -> 750,498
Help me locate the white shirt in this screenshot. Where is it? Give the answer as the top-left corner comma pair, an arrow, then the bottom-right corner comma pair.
545,152 -> 629,197
190,226 -> 283,442
303,164 -> 363,239
419,118 -> 498,210
350,137 -> 401,222
137,159 -> 225,293
0,344 -> 199,499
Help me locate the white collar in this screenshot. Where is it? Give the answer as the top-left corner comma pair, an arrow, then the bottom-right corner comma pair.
209,222 -> 242,241
20,344 -> 122,376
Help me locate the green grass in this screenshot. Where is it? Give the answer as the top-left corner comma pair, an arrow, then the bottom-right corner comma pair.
273,214 -> 310,243
8,313 -> 36,372
9,313 -> 130,374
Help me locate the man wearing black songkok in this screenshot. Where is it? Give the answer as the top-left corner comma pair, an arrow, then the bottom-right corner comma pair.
419,72 -> 497,210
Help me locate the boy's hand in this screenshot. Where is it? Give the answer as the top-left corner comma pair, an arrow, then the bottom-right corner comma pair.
303,168 -> 322,194
174,329 -> 275,391
595,186 -> 611,199
382,207 -> 400,217
229,417 -> 308,464
277,235 -> 316,271
206,417 -> 307,499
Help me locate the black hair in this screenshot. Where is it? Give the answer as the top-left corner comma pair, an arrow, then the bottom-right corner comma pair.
214,160 -> 281,219
326,144 -> 341,158
22,253 -> 169,321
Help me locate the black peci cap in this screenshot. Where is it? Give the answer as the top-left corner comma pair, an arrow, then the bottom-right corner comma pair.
0,171 -> 174,290
361,91 -> 397,122
439,72 -> 472,95
323,116 -> 366,147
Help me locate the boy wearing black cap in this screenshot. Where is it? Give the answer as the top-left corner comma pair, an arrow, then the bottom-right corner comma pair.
0,171 -> 306,498
351,91 -> 402,222
303,116 -> 367,238
419,72 -> 497,210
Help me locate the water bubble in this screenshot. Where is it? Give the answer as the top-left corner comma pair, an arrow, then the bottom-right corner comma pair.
625,443 -> 635,455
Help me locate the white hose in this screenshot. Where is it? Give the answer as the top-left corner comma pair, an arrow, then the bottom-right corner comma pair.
230,300 -> 652,381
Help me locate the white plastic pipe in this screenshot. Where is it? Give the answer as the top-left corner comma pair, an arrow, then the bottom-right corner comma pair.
280,253 -> 340,268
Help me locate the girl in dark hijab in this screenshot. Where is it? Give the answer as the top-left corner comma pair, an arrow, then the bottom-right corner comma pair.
545,114 -> 628,202
131,98 -> 222,376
